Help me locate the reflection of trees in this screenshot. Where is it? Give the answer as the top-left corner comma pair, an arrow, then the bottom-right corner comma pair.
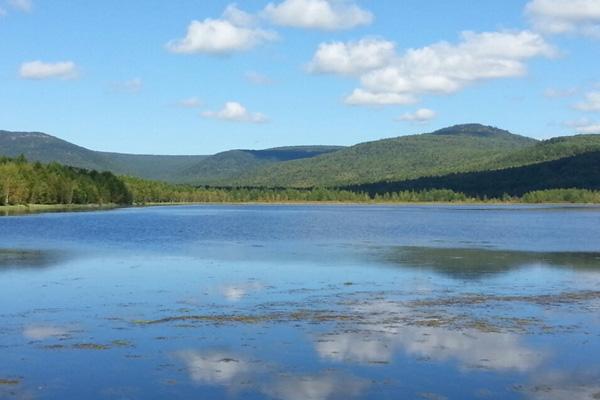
0,249 -> 65,271
380,246 -> 600,279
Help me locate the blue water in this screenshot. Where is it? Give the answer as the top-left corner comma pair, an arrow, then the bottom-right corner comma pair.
1,205 -> 600,399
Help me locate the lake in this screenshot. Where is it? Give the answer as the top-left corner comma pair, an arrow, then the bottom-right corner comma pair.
1,205 -> 600,399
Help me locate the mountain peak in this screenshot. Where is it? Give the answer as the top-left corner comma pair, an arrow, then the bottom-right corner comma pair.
430,124 -> 515,137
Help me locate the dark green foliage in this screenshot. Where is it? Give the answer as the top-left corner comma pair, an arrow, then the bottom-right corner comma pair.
0,157 -> 132,205
226,124 -> 537,187
483,134 -> 600,170
123,177 -> 480,204
345,151 -> 600,198
522,189 -> 600,203
174,146 -> 344,184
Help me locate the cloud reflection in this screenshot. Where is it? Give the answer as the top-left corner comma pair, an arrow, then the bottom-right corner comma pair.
220,281 -> 264,302
316,301 -> 544,371
23,325 -> 71,340
176,350 -> 251,385
265,373 -> 367,400
177,349 -> 367,399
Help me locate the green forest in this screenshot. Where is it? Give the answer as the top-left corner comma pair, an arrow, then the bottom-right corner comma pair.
2,156 -> 600,208
0,156 -> 131,206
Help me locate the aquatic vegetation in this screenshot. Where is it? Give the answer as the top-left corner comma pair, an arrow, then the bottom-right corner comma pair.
71,343 -> 111,350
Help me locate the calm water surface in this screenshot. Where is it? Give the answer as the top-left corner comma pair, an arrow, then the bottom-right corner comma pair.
1,205 -> 600,399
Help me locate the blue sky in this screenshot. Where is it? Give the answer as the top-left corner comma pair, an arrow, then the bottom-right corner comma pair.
1,0 -> 600,154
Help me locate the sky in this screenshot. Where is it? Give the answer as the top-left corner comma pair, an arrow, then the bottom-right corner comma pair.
1,0 -> 600,155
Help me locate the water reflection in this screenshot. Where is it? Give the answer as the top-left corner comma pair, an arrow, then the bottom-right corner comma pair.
316,327 -> 543,371
0,249 -> 65,271
380,246 -> 600,278
523,371 -> 600,400
264,373 -> 367,400
177,349 -> 367,400
23,325 -> 71,341
176,350 -> 252,386
220,281 -> 265,302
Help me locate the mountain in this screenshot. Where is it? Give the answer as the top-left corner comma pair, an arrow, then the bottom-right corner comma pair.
483,134 -> 600,170
0,131 -> 112,171
0,130 -> 208,180
225,124 -> 538,187
0,130 -> 341,182
176,146 -> 344,184
346,151 -> 600,197
4,125 -> 597,191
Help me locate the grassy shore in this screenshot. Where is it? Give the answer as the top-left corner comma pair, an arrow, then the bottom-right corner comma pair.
2,199 -> 599,217
0,203 -> 120,215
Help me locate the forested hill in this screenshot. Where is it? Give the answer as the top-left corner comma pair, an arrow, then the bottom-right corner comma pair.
482,134 -> 600,170
0,130 -> 343,183
0,130 -> 207,181
3,125 -> 600,190
174,146 -> 344,184
226,124 -> 538,187
344,151 -> 600,198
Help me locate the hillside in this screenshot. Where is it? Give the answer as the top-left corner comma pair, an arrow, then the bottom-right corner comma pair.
345,151 -> 600,198
0,131 -> 111,171
177,146 -> 344,184
484,134 -> 600,170
225,124 -> 538,187
0,130 -> 343,183
0,130 -> 208,180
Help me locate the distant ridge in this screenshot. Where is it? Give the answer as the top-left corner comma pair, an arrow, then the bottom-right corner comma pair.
225,124 -> 538,187
2,125 -> 599,189
0,130 -> 344,183
430,123 -> 519,137
345,151 -> 600,198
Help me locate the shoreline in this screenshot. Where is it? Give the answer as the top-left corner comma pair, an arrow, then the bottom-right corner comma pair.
2,200 -> 600,216
0,203 -> 121,216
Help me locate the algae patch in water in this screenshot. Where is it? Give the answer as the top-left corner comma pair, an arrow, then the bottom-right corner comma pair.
72,343 -> 111,350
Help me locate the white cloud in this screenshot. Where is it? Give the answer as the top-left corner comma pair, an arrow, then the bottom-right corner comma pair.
245,70 -> 273,85
222,3 -> 258,27
178,97 -> 203,108
325,30 -> 554,106
263,0 -> 373,30
19,60 -> 78,80
526,0 -> 600,37
574,123 -> 600,134
111,78 -> 143,93
308,38 -> 395,75
398,108 -> 437,122
574,91 -> 600,111
345,89 -> 417,106
361,31 -> 554,95
8,0 -> 32,12
202,101 -> 268,123
167,5 -> 277,55
544,87 -> 577,98
564,118 -> 600,133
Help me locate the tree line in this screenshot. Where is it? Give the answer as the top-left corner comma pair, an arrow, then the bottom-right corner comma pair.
2,157 -> 600,206
0,156 -> 131,205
